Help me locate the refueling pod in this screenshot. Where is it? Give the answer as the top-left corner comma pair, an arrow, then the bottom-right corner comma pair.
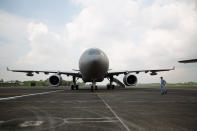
48,74 -> 62,86
123,74 -> 137,86
150,72 -> 157,75
26,72 -> 33,76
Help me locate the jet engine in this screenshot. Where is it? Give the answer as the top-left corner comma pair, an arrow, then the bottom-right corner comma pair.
123,74 -> 137,86
48,74 -> 62,86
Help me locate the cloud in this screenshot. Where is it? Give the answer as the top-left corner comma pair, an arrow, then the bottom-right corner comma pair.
2,0 -> 197,83
18,23 -> 64,67
0,10 -> 31,80
0,10 -> 30,43
67,0 -> 197,71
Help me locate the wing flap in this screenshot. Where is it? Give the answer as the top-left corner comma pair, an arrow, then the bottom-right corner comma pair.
7,67 -> 82,78
106,66 -> 175,77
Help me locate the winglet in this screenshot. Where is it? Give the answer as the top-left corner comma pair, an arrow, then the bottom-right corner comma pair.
7,67 -> 10,71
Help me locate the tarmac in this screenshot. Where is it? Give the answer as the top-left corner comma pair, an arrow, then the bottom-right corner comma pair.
0,86 -> 197,131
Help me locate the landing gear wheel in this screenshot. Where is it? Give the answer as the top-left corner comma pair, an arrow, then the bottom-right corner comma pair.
71,85 -> 74,90
71,85 -> 79,90
76,85 -> 79,90
107,85 -> 110,90
107,84 -> 115,90
95,86 -> 98,90
91,86 -> 94,92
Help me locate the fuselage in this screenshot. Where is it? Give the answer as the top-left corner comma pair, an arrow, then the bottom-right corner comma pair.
79,48 -> 109,82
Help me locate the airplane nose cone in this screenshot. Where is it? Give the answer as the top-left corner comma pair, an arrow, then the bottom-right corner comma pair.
87,56 -> 104,73
89,57 -> 100,66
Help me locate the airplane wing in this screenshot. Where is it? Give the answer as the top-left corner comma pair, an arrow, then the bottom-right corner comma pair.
106,66 -> 175,77
7,67 -> 82,77
178,59 -> 197,63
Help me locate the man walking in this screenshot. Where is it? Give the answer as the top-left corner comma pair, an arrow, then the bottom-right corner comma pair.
160,77 -> 167,95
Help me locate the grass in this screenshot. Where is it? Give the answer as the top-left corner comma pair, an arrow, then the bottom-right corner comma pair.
167,84 -> 197,87
137,84 -> 197,88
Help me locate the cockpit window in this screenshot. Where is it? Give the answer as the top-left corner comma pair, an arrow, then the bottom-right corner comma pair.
88,49 -> 101,55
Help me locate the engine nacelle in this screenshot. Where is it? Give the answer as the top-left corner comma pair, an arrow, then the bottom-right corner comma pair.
123,74 -> 137,86
150,72 -> 157,75
48,74 -> 62,86
26,72 -> 33,76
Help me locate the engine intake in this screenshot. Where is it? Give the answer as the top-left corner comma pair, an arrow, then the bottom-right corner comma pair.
123,74 -> 137,86
48,74 -> 62,86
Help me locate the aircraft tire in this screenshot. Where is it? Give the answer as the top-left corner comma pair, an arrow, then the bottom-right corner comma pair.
71,85 -> 74,90
91,86 -> 94,92
107,85 -> 110,90
76,85 -> 79,90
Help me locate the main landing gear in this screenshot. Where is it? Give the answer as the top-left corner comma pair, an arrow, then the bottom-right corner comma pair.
71,85 -> 79,90
107,76 -> 115,90
107,84 -> 115,90
71,76 -> 79,90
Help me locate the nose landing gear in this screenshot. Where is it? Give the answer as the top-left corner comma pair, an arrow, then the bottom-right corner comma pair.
91,81 -> 97,92
71,76 -> 79,90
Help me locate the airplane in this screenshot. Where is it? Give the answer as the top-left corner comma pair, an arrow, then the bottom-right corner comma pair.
7,48 -> 175,91
178,59 -> 197,64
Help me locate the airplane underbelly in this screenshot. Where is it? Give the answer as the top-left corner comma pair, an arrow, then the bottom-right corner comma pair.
82,75 -> 104,82
82,68 -> 106,82
81,60 -> 108,82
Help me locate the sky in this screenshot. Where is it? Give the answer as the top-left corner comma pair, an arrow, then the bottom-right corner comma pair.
0,0 -> 197,84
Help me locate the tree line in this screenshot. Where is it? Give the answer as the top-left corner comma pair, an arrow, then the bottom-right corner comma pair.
0,79 -> 84,87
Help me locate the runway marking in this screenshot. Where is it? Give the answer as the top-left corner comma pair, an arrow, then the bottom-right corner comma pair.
64,117 -> 119,124
0,90 -> 63,101
0,117 -> 65,130
76,100 -> 101,103
126,100 -> 193,103
19,121 -> 44,127
97,94 -> 131,131
65,117 -> 116,119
